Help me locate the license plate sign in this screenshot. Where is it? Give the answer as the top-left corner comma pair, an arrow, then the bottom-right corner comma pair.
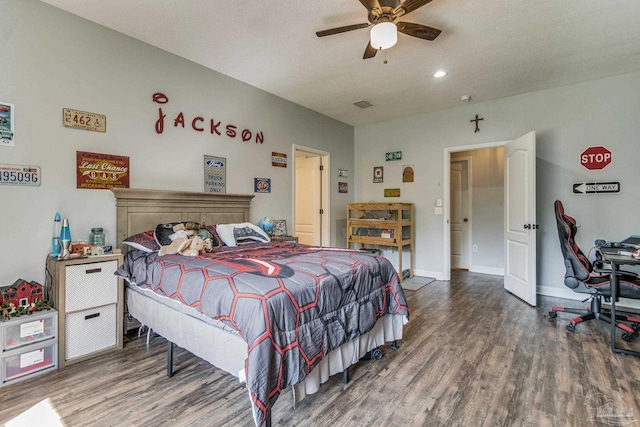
0,164 -> 41,186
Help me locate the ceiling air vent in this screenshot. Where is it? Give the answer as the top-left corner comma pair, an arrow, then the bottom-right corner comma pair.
353,100 -> 373,109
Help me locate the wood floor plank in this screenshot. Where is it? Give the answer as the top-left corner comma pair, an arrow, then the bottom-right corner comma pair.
2,270 -> 640,426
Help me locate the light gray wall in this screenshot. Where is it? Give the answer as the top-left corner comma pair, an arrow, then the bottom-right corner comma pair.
0,1 -> 353,287
355,71 -> 640,298
452,148 -> 504,273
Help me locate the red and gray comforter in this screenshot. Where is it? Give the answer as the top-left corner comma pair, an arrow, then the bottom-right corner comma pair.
118,242 -> 409,426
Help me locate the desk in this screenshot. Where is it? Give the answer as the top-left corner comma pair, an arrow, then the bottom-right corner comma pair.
600,247 -> 640,357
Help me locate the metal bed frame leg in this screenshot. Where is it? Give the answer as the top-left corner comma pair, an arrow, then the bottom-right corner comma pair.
265,408 -> 271,427
390,340 -> 399,350
167,341 -> 174,378
342,368 -> 349,384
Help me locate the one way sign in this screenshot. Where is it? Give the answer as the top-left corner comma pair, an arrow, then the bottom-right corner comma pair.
572,181 -> 620,195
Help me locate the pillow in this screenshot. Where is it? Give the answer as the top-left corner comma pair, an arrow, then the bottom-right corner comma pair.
206,225 -> 223,248
216,222 -> 270,247
154,222 -> 181,246
122,230 -> 160,253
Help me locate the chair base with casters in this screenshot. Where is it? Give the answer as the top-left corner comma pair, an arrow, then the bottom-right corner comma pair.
549,294 -> 640,342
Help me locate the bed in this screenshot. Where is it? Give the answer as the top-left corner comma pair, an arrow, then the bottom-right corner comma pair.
111,188 -> 409,427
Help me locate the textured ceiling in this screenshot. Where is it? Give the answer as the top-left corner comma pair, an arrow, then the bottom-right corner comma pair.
40,0 -> 640,126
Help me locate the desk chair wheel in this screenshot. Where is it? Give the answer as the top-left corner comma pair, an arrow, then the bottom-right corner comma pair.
566,323 -> 576,333
631,323 -> 640,333
549,311 -> 557,318
622,332 -> 635,342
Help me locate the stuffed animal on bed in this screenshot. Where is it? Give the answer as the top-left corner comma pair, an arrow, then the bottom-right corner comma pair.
158,235 -> 206,257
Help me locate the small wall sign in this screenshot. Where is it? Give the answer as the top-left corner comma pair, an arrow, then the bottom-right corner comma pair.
0,102 -> 15,147
63,108 -> 106,133
0,164 -> 40,186
385,151 -> 402,161
204,155 -> 226,193
580,146 -> 612,170
572,181 -> 620,195
402,165 -> 414,183
338,182 -> 348,193
272,152 -> 287,168
254,178 -> 271,193
373,166 -> 383,183
76,151 -> 129,189
384,188 -> 401,197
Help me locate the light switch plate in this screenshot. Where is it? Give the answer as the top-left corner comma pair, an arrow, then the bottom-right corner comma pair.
436,198 -> 443,207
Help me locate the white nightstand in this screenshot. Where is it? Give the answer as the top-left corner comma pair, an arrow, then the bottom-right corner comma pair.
47,254 -> 123,368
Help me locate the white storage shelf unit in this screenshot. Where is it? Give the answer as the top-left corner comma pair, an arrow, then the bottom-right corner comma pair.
1,309 -> 58,386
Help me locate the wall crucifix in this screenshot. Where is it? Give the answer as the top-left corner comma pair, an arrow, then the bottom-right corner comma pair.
470,114 -> 484,133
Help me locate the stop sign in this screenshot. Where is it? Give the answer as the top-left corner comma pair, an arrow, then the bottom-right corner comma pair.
580,146 -> 612,170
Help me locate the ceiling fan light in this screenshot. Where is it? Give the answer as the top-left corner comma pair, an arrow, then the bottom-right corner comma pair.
370,22 -> 397,50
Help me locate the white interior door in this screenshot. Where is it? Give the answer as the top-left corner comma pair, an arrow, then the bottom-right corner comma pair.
504,131 -> 537,306
295,156 -> 321,245
450,160 -> 470,269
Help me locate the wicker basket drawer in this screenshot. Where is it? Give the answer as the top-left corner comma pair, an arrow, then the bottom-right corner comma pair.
65,260 -> 118,312
65,304 -> 116,360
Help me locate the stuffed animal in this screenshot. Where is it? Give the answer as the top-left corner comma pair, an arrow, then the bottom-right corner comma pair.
158,235 -> 206,257
178,235 -> 206,256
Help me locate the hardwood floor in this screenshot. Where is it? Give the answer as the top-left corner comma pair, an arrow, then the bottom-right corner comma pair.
2,270 -> 640,426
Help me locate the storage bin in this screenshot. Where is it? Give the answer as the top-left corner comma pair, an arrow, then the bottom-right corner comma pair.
2,311 -> 57,352
2,342 -> 57,384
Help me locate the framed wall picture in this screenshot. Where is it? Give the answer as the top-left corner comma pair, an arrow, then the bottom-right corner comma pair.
373,166 -> 383,183
272,220 -> 287,237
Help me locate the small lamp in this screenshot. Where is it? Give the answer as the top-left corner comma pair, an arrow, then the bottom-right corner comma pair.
370,22 -> 397,50
60,218 -> 72,259
51,212 -> 61,258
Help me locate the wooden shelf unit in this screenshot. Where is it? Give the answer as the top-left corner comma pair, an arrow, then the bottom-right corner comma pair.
347,203 -> 414,281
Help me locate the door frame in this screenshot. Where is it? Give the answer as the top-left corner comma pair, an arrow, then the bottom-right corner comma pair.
450,156 -> 472,270
292,144 -> 330,246
442,140 -> 510,281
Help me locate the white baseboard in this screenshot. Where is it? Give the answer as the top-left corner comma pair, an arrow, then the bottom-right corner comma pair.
413,269 -> 445,281
469,265 -> 504,276
537,285 -> 583,301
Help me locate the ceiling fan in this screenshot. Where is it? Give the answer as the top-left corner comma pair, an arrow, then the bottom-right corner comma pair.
316,0 -> 442,59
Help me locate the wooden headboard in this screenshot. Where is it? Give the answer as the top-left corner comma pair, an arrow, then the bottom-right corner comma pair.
111,188 -> 254,252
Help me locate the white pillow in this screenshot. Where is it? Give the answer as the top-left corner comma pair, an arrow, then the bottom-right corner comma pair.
216,222 -> 270,247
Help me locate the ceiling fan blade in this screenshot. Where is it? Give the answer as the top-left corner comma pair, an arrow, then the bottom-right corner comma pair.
359,0 -> 382,11
316,23 -> 371,37
363,41 -> 378,59
393,0 -> 434,17
396,22 -> 441,40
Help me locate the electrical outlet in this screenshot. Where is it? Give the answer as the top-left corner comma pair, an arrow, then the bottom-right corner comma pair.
472,245 -> 478,252
434,207 -> 443,215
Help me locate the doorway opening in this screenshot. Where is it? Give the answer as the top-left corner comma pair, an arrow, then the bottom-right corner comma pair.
293,145 -> 330,246
444,142 -> 507,279
443,132 -> 537,307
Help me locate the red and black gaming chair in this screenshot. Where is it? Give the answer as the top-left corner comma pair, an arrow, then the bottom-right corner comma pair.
550,200 -> 640,340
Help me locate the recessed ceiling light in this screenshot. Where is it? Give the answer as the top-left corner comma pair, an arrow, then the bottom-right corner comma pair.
433,70 -> 448,78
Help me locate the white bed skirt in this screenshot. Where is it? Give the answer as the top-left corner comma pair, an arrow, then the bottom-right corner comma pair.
126,286 -> 406,406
